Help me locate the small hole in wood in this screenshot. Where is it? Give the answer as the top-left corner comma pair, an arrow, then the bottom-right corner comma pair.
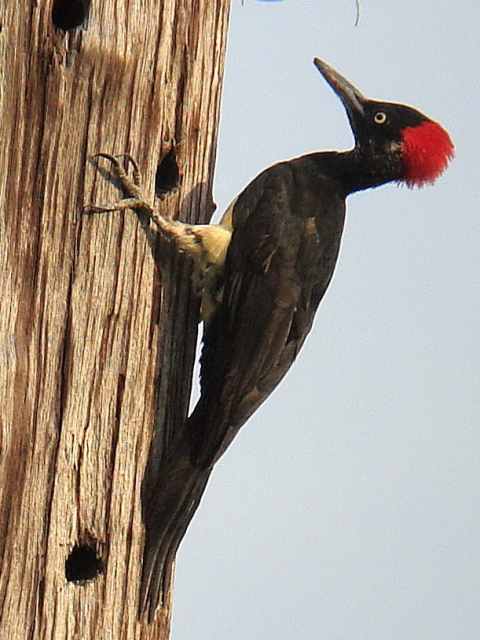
155,147 -> 181,197
65,544 -> 104,582
52,0 -> 90,31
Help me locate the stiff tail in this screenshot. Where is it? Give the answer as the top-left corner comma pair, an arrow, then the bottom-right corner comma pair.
139,449 -> 211,621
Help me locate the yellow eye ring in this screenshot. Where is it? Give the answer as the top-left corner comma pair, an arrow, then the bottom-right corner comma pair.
374,112 -> 387,124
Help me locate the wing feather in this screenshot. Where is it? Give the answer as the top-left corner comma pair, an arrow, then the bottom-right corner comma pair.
191,161 -> 345,467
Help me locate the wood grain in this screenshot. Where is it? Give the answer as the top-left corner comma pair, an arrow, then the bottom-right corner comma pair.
0,1 -> 230,637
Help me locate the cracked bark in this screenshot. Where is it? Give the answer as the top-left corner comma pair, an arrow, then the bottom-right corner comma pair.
0,1 -> 230,638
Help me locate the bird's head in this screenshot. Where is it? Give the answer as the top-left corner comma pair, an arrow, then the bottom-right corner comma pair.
314,58 -> 454,189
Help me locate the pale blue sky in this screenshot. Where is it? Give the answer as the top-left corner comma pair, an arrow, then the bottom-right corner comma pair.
174,2 -> 479,638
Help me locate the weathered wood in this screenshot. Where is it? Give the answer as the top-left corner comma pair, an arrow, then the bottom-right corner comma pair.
0,1 -> 230,638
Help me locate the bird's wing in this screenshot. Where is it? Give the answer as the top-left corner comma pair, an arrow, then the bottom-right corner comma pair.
191,162 -> 345,467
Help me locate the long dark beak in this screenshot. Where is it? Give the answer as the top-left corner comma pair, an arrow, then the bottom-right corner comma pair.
314,58 -> 366,131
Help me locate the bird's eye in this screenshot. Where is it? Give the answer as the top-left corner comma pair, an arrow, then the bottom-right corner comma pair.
374,112 -> 387,125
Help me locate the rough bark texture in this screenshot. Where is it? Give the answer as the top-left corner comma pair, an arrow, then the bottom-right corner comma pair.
0,1 -> 230,638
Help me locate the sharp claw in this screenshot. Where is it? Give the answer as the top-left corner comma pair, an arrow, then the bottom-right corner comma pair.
83,203 -> 119,215
92,153 -> 140,183
91,152 -> 118,164
114,153 -> 140,177
92,152 -> 125,174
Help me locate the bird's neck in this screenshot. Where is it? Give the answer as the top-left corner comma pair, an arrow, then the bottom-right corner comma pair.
311,147 -> 403,195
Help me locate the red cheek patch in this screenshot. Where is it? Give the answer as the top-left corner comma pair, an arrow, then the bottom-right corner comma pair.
401,121 -> 454,188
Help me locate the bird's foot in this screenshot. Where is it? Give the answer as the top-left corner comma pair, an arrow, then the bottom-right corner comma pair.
84,153 -> 155,219
85,153 -> 185,244
85,153 -> 228,321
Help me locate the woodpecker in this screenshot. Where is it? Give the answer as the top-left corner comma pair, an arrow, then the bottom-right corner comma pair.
87,58 -> 454,620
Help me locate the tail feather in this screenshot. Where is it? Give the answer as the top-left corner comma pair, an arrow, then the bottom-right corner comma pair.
139,451 -> 211,621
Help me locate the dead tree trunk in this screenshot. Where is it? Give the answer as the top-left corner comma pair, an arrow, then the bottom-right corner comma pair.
0,1 -> 230,638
